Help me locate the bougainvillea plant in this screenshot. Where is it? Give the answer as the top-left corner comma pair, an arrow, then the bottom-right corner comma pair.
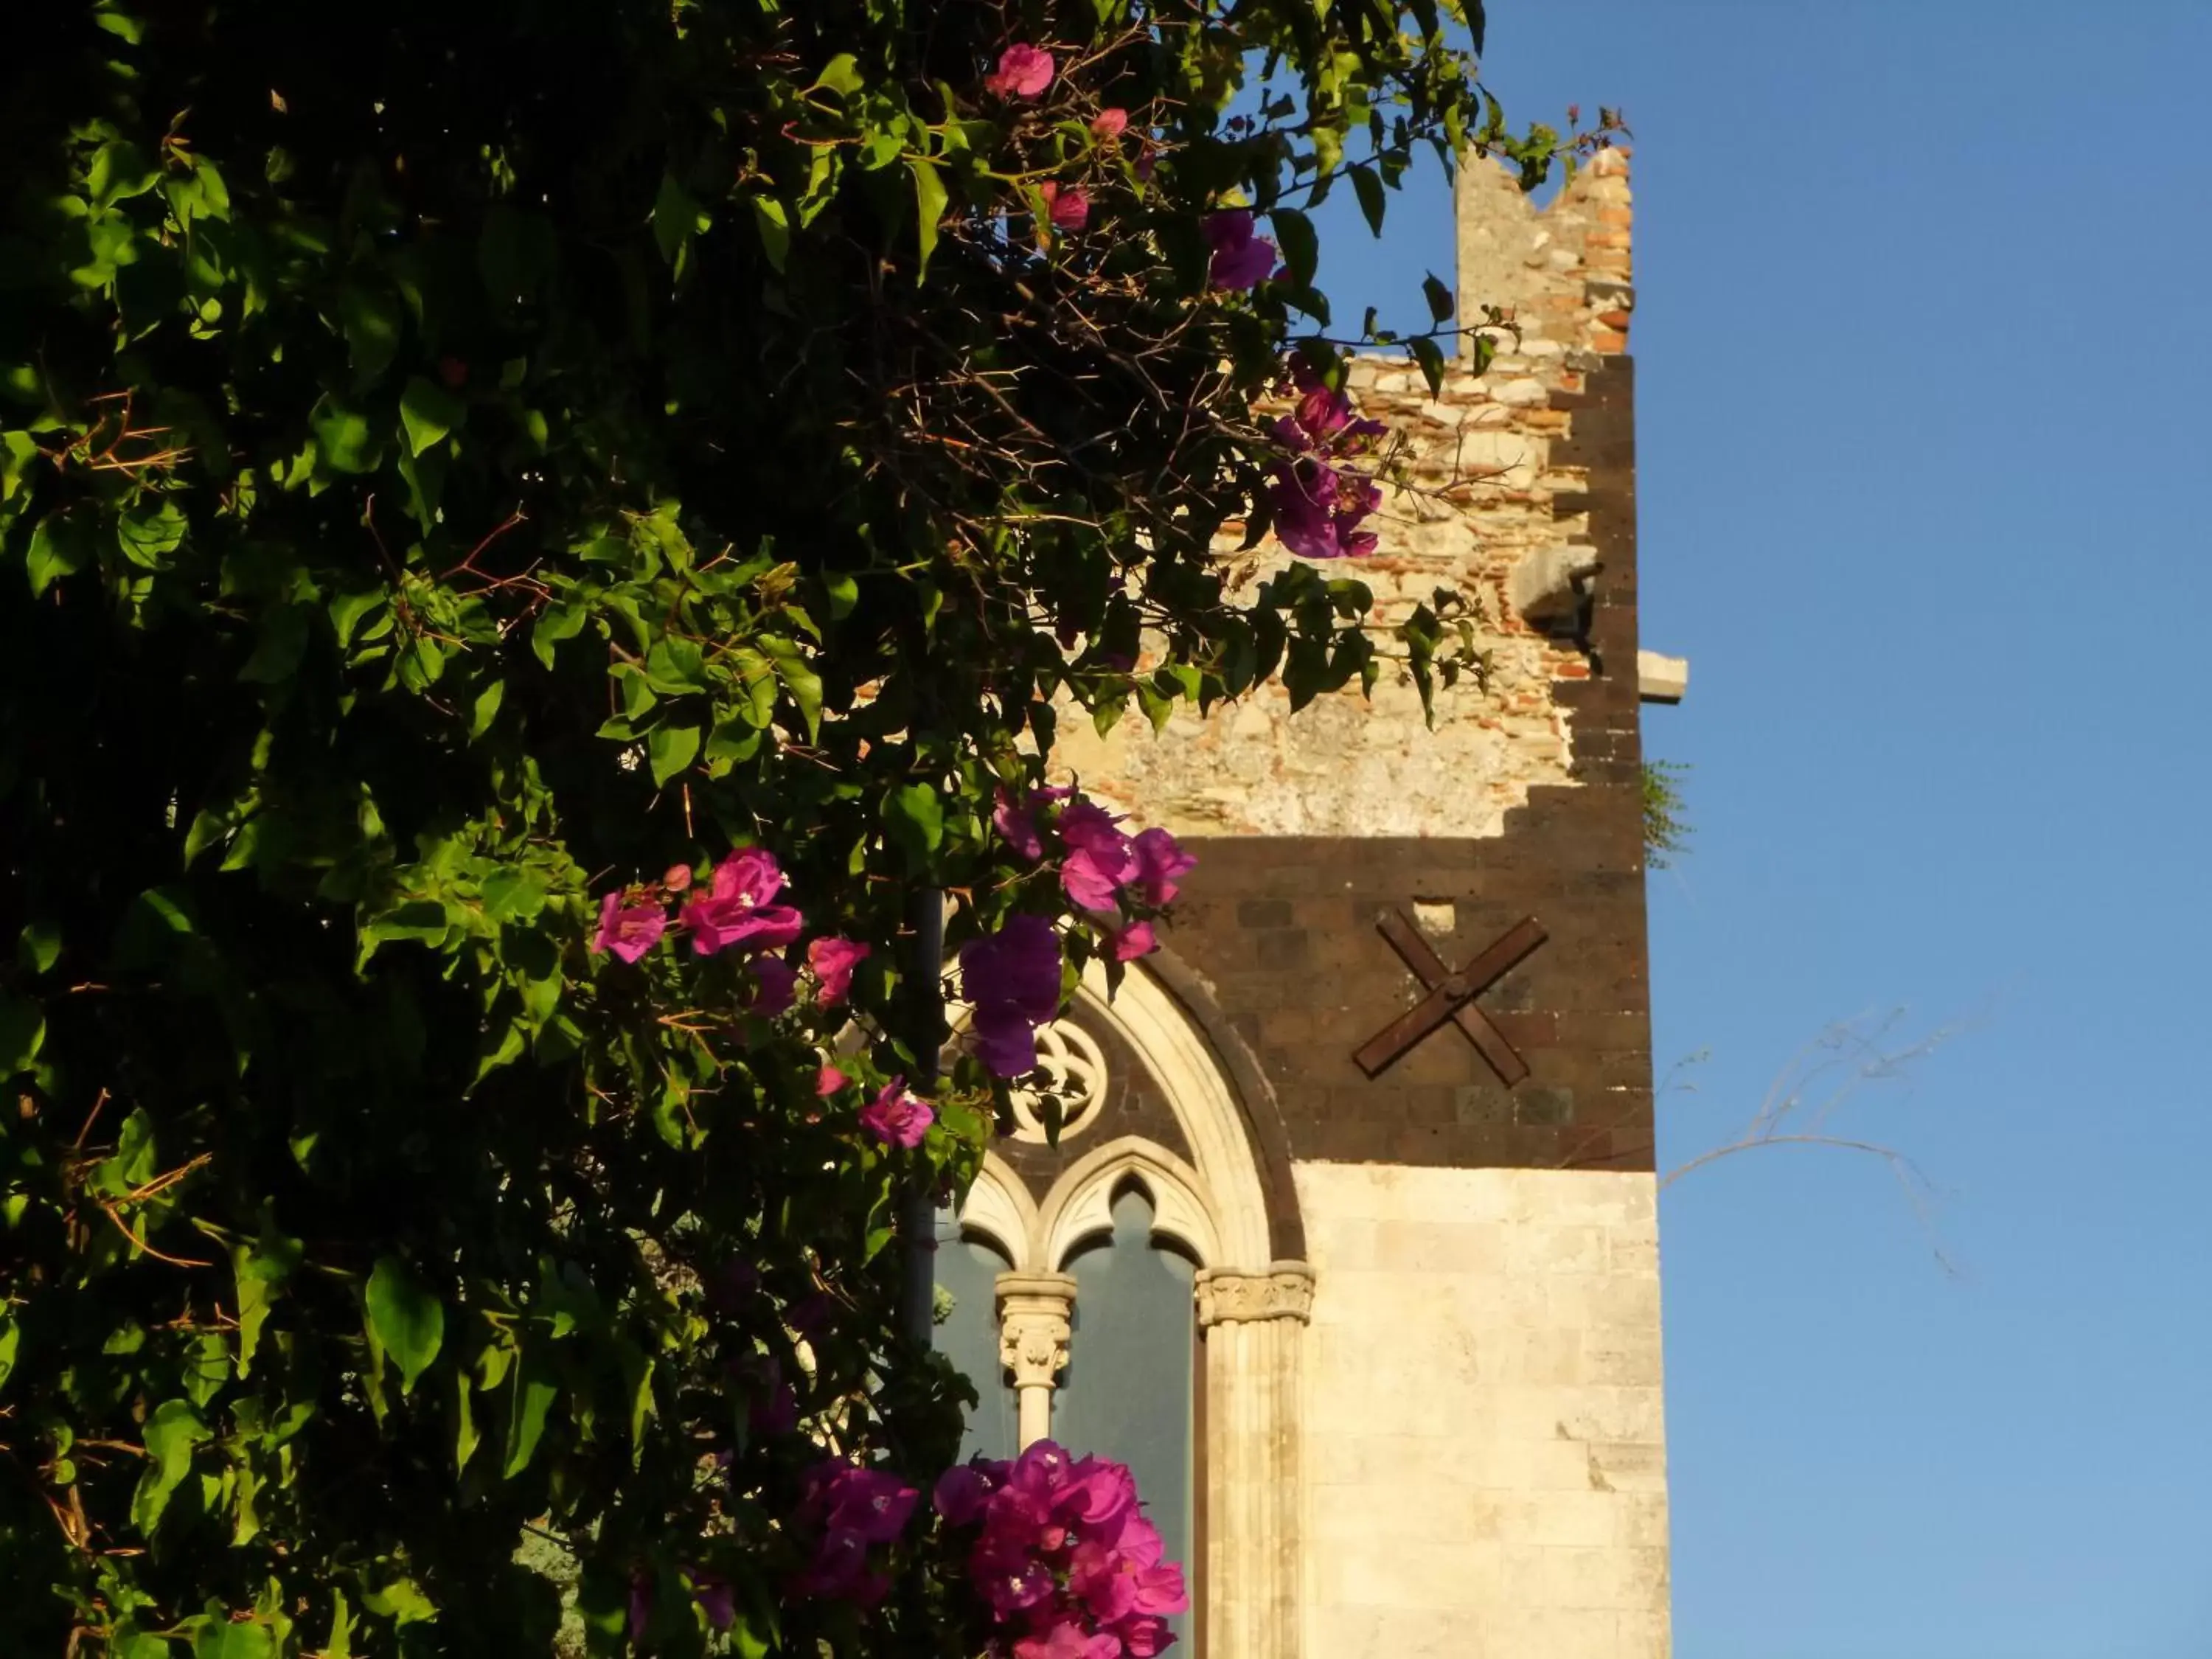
0,1 -> 1613,1653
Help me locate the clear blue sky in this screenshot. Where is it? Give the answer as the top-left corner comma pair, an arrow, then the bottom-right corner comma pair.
1315,4 -> 2212,1655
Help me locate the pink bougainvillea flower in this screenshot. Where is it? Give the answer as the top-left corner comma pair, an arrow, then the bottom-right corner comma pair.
959,915 -> 1063,1077
813,1463 -> 921,1543
1091,108 -> 1128,140
745,954 -> 796,1018
933,1461 -> 998,1526
592,891 -> 668,964
1013,1622 -> 1121,1659
1105,918 -> 1157,961
680,849 -> 804,956
1203,209 -> 1276,289
1116,1613 -> 1177,1657
792,1526 -> 888,1605
994,784 -> 1069,860
1127,827 -> 1197,907
985,43 -> 1055,100
1060,848 -> 1127,913
860,1077 -> 934,1148
815,1062 -> 848,1096
1038,181 -> 1091,232
806,936 -> 870,1006
661,862 -> 694,893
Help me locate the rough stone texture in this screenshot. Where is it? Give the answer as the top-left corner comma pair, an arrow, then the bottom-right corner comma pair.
1028,150 -> 1668,1659
1051,147 -> 1638,840
1296,1163 -> 1672,1659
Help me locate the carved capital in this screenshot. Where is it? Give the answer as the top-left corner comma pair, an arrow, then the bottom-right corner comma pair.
995,1272 -> 1077,1391
1194,1262 -> 1315,1326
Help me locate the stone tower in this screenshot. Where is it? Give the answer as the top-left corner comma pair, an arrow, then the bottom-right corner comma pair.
941,147 -> 1671,1659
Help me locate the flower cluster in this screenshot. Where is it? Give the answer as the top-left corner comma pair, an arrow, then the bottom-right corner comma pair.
589,849 -> 871,1015
794,1461 -> 923,1607
1203,210 -> 1278,291
959,914 -> 1064,1079
992,789 -> 1194,965
1265,358 -> 1388,560
936,1441 -> 1189,1659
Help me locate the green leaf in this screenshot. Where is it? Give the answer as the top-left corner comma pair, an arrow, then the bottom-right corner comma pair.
322,1592 -> 353,1659
503,1348 -> 558,1478
330,587 -> 388,649
1273,209 -> 1318,289
0,1312 -> 20,1393
813,53 -> 864,97
822,570 -> 859,619
88,141 -> 161,209
764,643 -> 822,740
239,605 -> 310,684
1351,164 -> 1388,237
133,1399 -> 211,1535
192,1620 -> 273,1659
468,678 -> 505,740
1422,271 -> 1455,324
1409,335 -> 1448,399
310,398 -> 380,474
363,1577 -> 437,1627
883,782 -> 943,868
400,375 -> 464,456
653,174 -> 710,270
751,198 -> 791,273
365,1256 -> 444,1396
453,1358 -> 480,1475
0,998 -> 44,1077
27,509 -> 96,595
908,157 -> 947,280
117,502 -> 188,569
232,1223 -> 302,1378
647,723 -> 700,787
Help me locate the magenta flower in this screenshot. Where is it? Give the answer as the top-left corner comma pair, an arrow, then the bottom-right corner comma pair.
793,1526 -> 888,1606
1039,182 -> 1091,232
819,1464 -> 922,1543
592,891 -> 668,964
1267,458 -> 1380,560
1204,209 -> 1276,290
815,1063 -> 848,1096
627,1572 -> 653,1643
959,915 -> 1064,1077
680,849 -> 804,956
860,1077 -> 934,1148
985,43 -> 1055,100
1127,827 -> 1197,907
745,954 -> 796,1017
806,936 -> 870,1006
1101,917 -> 1156,961
1014,1622 -> 1121,1659
994,784 -> 1069,860
1091,108 -> 1128,140
934,1461 -> 997,1526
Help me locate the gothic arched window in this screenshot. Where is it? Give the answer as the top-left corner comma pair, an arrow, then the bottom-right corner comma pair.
933,961 -> 1314,1659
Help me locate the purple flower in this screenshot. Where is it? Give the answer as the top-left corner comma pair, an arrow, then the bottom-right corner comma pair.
934,1461 -> 996,1526
819,1464 -> 922,1543
746,955 -> 797,1017
1092,108 -> 1128,140
688,1571 -> 735,1632
806,936 -> 871,1007
1060,848 -> 1127,913
860,1077 -> 934,1148
1204,210 -> 1276,290
985,43 -> 1055,100
591,891 -> 667,964
1127,827 -> 1197,907
995,784 -> 1069,860
959,916 -> 1064,1077
1267,458 -> 1380,560
627,1571 -> 653,1643
793,1525 -> 887,1605
680,849 -> 804,956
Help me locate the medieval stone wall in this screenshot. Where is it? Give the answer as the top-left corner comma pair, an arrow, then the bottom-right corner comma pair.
1034,146 -> 1669,1659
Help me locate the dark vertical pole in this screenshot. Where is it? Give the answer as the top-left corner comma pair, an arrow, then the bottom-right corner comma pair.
900,884 -> 944,1346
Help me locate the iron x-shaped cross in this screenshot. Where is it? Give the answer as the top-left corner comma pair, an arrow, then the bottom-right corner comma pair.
1352,910 -> 1549,1084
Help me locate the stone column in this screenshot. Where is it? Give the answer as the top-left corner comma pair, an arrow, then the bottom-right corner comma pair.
995,1271 -> 1077,1450
1195,1262 -> 1315,1659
